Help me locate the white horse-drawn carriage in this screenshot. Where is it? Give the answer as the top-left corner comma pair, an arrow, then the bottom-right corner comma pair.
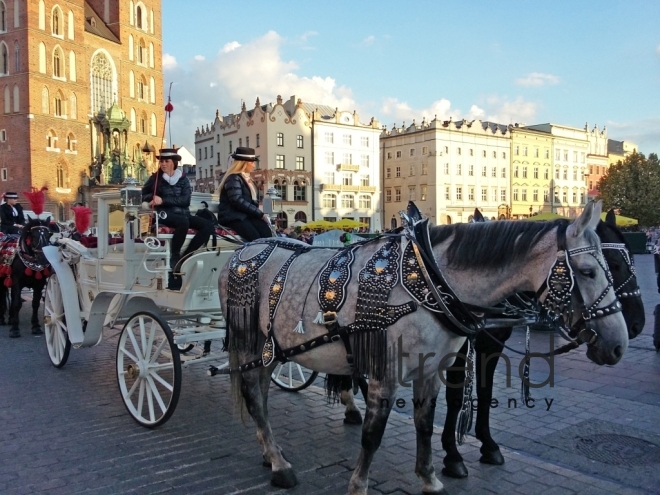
41,185 -> 316,427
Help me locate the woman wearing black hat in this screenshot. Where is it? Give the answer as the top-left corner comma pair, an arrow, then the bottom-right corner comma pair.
142,148 -> 214,290
0,192 -> 25,234
217,147 -> 273,241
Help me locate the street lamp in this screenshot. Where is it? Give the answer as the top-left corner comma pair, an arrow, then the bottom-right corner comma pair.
529,205 -> 533,217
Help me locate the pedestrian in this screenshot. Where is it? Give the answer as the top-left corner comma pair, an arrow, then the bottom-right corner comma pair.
0,192 -> 25,234
142,148 -> 214,290
340,230 -> 352,246
654,239 -> 660,294
299,228 -> 312,245
217,146 -> 273,242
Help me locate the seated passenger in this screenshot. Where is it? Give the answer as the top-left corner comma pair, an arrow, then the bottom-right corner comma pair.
0,192 -> 26,234
142,148 -> 214,290
217,147 -> 273,242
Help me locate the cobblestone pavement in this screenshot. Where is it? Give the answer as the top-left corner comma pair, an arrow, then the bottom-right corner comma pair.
0,256 -> 659,495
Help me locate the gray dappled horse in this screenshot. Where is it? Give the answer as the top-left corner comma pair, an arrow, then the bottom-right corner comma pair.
219,201 -> 628,495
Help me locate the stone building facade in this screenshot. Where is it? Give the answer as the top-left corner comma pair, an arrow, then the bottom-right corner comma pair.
0,0 -> 163,220
381,117 -> 510,226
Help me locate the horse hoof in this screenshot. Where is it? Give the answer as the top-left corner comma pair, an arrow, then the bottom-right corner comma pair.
9,329 -> 19,338
262,454 -> 271,468
343,410 -> 363,425
271,468 -> 297,488
32,327 -> 43,335
480,449 -> 505,465
441,461 -> 468,478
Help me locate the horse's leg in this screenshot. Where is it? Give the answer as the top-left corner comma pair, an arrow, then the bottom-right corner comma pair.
31,282 -> 44,334
348,377 -> 397,495
475,327 -> 512,465
341,387 -> 363,425
239,361 -> 297,488
440,340 -> 469,478
413,373 -> 447,494
8,278 -> 21,338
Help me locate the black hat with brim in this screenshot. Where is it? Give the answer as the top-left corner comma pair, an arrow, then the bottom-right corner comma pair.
4,192 -> 17,199
156,148 -> 181,161
231,147 -> 257,162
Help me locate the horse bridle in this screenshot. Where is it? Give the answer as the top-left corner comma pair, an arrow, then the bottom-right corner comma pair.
540,224 -> 622,345
600,242 -> 641,300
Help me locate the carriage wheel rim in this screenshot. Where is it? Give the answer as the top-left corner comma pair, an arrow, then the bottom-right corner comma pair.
117,313 -> 180,427
44,275 -> 68,366
271,361 -> 318,391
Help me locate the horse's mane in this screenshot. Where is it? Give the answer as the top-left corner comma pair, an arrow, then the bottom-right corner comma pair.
429,219 -> 597,270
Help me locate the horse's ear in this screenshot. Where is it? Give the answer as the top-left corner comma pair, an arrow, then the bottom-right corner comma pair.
605,209 -> 616,226
590,200 -> 603,230
406,201 -> 422,223
567,201 -> 597,238
473,208 -> 485,222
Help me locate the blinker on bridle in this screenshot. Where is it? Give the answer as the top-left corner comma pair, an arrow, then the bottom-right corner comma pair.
540,223 -> 622,345
600,242 -> 641,300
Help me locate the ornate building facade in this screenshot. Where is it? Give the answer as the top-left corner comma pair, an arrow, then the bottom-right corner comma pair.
0,0 -> 163,220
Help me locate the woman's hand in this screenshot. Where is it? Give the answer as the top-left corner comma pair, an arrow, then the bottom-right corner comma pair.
150,195 -> 163,206
262,214 -> 271,225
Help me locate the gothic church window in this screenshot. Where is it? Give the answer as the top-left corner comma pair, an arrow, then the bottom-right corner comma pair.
0,42 -> 7,75
0,1 -> 6,32
52,5 -> 63,36
91,51 -> 114,114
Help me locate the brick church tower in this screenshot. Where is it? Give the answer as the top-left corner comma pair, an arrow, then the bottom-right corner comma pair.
0,0 -> 163,219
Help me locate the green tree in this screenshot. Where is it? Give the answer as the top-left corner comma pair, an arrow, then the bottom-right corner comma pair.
598,151 -> 660,226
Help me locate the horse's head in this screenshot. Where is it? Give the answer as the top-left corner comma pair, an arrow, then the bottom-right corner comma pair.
22,217 -> 53,255
560,201 -> 628,365
597,210 -> 644,339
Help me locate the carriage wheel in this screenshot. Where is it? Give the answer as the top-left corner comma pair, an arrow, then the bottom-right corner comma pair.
271,362 -> 319,392
177,343 -> 195,353
116,312 -> 181,428
44,274 -> 71,368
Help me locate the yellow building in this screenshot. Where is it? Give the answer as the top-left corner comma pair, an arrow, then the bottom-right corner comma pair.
607,139 -> 638,167
509,126 -> 553,218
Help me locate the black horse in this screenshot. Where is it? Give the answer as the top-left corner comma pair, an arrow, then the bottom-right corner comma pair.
439,210 -> 645,478
0,217 -> 53,338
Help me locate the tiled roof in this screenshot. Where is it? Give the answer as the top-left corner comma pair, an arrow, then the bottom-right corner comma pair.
84,2 -> 120,44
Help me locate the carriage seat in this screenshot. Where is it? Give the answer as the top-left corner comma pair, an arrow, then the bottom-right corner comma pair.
155,225 -> 240,237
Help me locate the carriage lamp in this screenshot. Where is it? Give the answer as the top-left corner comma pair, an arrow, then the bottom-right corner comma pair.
120,177 -> 142,208
263,186 -> 282,223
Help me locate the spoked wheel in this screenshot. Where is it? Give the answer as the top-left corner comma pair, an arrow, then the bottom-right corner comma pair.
44,274 -> 71,368
116,311 -> 181,428
271,362 -> 319,392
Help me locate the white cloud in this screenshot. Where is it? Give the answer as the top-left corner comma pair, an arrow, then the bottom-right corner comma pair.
515,72 -> 560,87
162,53 -> 177,70
299,31 -> 318,43
379,97 -> 456,125
483,96 -> 537,124
222,41 -> 241,53
605,118 -> 660,154
362,35 -> 375,46
164,31 -> 356,150
193,55 -> 205,61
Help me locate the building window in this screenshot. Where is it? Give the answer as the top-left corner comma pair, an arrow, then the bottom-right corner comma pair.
54,93 -> 62,116
555,168 -> 560,179
53,48 -> 63,77
140,113 -> 146,133
544,189 -> 549,202
1,168 -> 6,181
394,188 -> 401,202
501,168 -> 506,178
534,148 -> 539,158
275,154 -> 285,169
544,168 -> 549,179
138,38 -> 146,64
386,167 -> 391,179
13,42 -> 18,73
533,189 -> 538,202
523,146 -> 528,156
385,189 -> 391,202
492,167 -> 496,178
481,188 -> 487,201
46,130 -> 57,148
469,165 -> 474,176
572,191 -> 577,203
91,51 -> 114,114
343,134 -> 352,146
562,191 -> 567,203
325,151 -> 334,165
573,168 -> 577,181
341,194 -> 354,208
228,140 -> 233,153
52,6 -> 62,35
410,148 -> 415,157
274,180 -> 287,201
395,166 -> 401,178
500,189 -> 506,202
358,195 -> 371,209
360,175 -> 370,186
545,149 -> 550,159
294,181 -> 306,201
204,147 -> 207,159
514,166 -> 519,178
469,148 -> 473,156
198,148 -> 202,160
421,185 -> 427,201
444,146 -> 449,154
66,133 -> 76,151
323,194 -> 336,208
522,166 -> 527,179
522,189 -> 527,202
408,186 -> 416,201
534,167 -> 539,179
573,151 -> 578,162
563,169 -> 567,180
295,156 -> 304,170
422,146 -> 428,154
409,164 -> 415,176
324,132 -> 333,144
502,151 -> 506,159
444,163 -> 449,175
56,161 -> 65,187
482,166 -> 487,177
445,187 -> 450,200
513,188 -> 519,201
342,172 -> 352,186
343,153 -> 352,165
564,150 -> 568,161
456,186 -> 462,200
457,164 -> 462,175
361,136 -> 369,147
136,5 -> 143,29
468,187 -> 474,201
296,135 -> 303,148
396,150 -> 401,158
276,132 -> 283,146
555,149 -> 560,160
256,134 -> 260,147
0,129 -> 5,141
386,152 -> 392,159
492,188 -> 497,202
361,155 -> 369,168
515,146 -> 519,156
457,147 -> 461,156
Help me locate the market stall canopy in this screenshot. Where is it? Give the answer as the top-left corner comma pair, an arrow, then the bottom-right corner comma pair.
600,213 -> 638,226
332,218 -> 368,229
302,220 -> 335,230
524,212 -> 569,221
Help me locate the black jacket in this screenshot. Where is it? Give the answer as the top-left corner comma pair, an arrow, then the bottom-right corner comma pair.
142,170 -> 191,216
0,202 -> 25,232
195,207 -> 218,226
217,174 -> 263,223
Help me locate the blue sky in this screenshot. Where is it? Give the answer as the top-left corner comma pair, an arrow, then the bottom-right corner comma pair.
162,0 -> 660,155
